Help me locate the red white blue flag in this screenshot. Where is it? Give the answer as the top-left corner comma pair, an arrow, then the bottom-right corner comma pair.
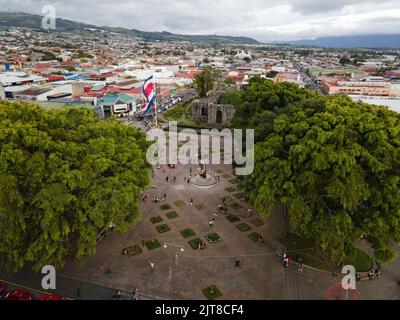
141,75 -> 156,114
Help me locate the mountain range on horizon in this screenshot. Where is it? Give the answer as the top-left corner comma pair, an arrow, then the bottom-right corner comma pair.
281,34 -> 400,49
1,11 -> 400,49
0,12 -> 260,45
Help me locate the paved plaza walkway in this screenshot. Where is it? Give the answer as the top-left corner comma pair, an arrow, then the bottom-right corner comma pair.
58,162 -> 400,300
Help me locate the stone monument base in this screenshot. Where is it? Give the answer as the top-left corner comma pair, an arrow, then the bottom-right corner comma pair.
189,174 -> 219,189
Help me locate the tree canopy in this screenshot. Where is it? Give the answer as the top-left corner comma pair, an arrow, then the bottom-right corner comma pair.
230,77 -> 315,142
239,91 -> 400,265
194,66 -> 219,98
0,101 -> 151,272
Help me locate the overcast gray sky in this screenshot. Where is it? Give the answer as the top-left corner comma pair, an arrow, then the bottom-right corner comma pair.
2,0 -> 400,41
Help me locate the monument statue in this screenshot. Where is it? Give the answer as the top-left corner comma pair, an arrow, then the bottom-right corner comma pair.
198,147 -> 207,179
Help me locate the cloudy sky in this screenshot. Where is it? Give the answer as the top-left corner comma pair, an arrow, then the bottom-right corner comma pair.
2,0 -> 400,41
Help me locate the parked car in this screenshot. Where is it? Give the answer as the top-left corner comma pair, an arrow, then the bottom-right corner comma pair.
5,290 -> 35,301
0,283 -> 7,298
40,294 -> 70,300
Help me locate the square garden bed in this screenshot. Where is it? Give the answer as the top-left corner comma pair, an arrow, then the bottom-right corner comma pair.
233,193 -> 246,200
248,232 -> 263,243
160,204 -> 172,211
202,285 -> 223,300
206,233 -> 222,243
230,202 -> 243,210
156,224 -> 171,234
180,228 -> 196,239
145,239 -> 161,250
225,187 -> 236,193
166,211 -> 179,219
236,223 -> 251,232
188,238 -> 205,250
150,216 -> 163,224
174,200 -> 186,208
250,218 -> 265,227
123,245 -> 142,256
226,215 -> 240,223
195,203 -> 206,211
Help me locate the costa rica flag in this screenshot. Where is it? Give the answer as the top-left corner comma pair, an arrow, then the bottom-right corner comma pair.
141,75 -> 156,114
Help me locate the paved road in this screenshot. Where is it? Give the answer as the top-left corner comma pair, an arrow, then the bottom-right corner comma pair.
0,268 -> 170,300
294,64 -> 321,92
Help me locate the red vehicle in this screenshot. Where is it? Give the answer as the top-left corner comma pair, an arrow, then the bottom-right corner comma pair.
40,294 -> 71,300
0,283 -> 7,298
4,290 -> 35,301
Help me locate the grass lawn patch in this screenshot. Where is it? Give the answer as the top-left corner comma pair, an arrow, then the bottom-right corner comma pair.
174,200 -> 186,208
345,248 -> 373,272
248,232 -> 263,243
156,224 -> 171,234
150,216 -> 163,224
236,223 -> 251,232
226,215 -> 240,223
230,202 -> 243,210
250,218 -> 265,227
229,178 -> 239,184
278,234 -> 335,271
123,245 -> 142,256
166,211 -> 179,219
160,204 -> 172,211
206,233 -> 222,243
222,174 -> 231,179
215,169 -> 224,174
225,187 -> 236,193
145,239 -> 161,250
188,238 -> 205,250
195,203 -> 206,211
180,228 -> 196,239
202,285 -> 223,300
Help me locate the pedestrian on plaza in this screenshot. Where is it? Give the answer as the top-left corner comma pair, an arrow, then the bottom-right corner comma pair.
173,176 -> 177,183
150,261 -> 155,270
235,258 -> 240,268
166,176 -> 169,183
163,193 -> 167,200
187,178 -> 190,184
190,198 -> 193,206
76,288 -> 80,297
189,167 -> 192,174
184,177 -> 187,183
113,290 -> 121,300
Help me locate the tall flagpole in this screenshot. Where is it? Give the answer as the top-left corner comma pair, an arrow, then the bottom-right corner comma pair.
155,79 -> 158,128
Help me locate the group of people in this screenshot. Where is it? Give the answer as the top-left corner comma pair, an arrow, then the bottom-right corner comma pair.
113,289 -> 139,300
282,252 -> 303,272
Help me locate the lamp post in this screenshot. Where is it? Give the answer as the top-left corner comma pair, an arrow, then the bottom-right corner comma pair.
163,243 -> 185,297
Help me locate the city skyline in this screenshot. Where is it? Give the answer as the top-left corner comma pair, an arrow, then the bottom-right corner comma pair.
1,0 -> 400,42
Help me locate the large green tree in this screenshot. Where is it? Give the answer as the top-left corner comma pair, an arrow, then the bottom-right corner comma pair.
240,94 -> 400,265
194,66 -> 219,98
231,77 -> 315,142
0,101 -> 151,272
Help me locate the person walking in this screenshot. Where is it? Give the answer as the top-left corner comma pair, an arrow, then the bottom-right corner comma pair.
190,198 -> 193,206
235,258 -> 240,268
166,176 -> 169,183
173,176 -> 177,183
113,290 -> 121,300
